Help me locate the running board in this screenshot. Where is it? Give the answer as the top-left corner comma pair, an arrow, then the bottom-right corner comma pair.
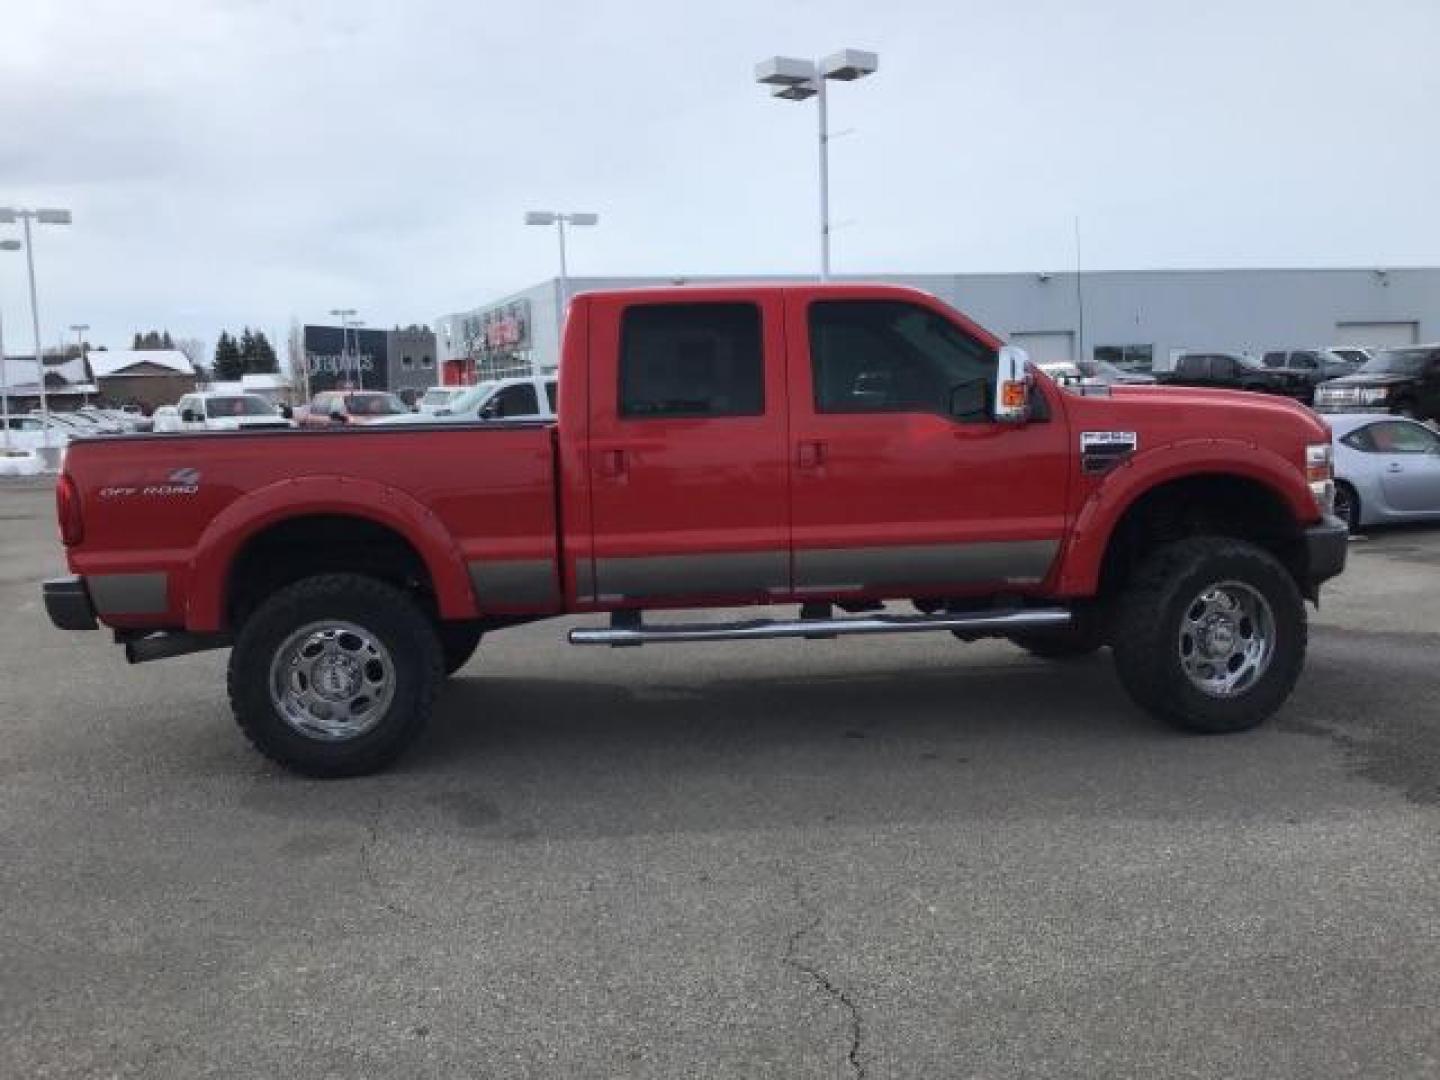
568,607 -> 1071,647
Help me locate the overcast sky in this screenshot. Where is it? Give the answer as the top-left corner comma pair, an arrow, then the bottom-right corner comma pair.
2,0 -> 1436,358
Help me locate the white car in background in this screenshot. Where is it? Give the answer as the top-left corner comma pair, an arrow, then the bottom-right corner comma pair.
3,414 -> 74,450
417,386 -> 469,414
174,392 -> 294,431
374,375 -> 557,425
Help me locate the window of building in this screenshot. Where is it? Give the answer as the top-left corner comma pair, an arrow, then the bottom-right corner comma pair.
619,303 -> 764,419
808,300 -> 995,420
401,355 -> 414,369
421,355 -> 433,368
1094,344 -> 1154,370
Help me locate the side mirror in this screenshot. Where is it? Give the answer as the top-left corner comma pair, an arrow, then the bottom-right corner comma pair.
329,408 -> 348,424
480,402 -> 500,420
280,404 -> 294,420
994,345 -> 1031,423
181,409 -> 200,423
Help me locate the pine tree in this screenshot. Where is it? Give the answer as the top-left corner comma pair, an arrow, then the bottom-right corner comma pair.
248,330 -> 279,374
213,332 -> 244,381
132,332 -> 143,350
161,330 -> 174,350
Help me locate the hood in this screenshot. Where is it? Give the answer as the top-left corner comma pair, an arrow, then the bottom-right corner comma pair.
1098,383 -> 1328,444
1319,371 -> 1416,388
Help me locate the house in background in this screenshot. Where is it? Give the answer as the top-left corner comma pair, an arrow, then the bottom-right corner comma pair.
87,350 -> 197,411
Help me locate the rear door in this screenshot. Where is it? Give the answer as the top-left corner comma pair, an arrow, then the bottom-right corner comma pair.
585,293 -> 790,604
784,290 -> 1070,598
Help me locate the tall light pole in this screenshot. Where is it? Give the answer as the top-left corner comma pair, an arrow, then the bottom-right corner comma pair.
0,208 -> 72,446
754,49 -> 878,280
525,211 -> 598,363
0,239 -> 21,454
69,322 -> 89,382
329,308 -> 362,389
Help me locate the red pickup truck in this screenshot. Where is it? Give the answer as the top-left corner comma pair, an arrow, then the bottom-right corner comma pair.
44,284 -> 1347,776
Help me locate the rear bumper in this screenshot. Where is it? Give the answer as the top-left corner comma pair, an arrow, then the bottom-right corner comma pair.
1304,516 -> 1349,586
43,575 -> 98,631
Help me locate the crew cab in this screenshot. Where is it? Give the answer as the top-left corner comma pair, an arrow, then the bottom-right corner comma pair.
1156,352 -> 1313,402
43,285 -> 1347,776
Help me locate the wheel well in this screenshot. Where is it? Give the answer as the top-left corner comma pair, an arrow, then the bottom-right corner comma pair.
1098,474 -> 1306,598
226,515 -> 435,629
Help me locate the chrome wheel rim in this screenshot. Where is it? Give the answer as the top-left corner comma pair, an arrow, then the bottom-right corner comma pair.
269,621 -> 396,742
1177,580 -> 1275,698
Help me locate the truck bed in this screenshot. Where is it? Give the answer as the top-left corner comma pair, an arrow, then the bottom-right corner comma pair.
62,424 -> 560,631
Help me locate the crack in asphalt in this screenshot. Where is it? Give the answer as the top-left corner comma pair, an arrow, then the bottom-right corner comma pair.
358,792 -> 423,923
782,877 -> 865,1080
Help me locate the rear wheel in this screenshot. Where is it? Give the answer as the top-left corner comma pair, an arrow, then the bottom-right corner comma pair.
1112,537 -> 1306,734
228,573 -> 442,777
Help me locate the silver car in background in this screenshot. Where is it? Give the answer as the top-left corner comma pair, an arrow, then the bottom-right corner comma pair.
1329,413 -> 1440,531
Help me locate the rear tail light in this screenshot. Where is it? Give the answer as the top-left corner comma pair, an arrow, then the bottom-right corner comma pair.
56,473 -> 84,546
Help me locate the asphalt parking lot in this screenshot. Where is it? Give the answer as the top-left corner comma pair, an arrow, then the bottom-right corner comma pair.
2,478 -> 1439,1079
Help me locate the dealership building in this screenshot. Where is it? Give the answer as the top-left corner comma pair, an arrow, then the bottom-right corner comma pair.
435,266 -> 1440,379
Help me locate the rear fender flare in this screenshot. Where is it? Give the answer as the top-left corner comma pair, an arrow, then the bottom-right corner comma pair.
1054,439 -> 1314,596
184,475 -> 477,632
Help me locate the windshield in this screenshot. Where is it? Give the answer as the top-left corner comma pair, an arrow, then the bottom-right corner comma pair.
444,381 -> 498,414
1359,348 -> 1431,375
346,392 -> 408,416
208,395 -> 277,417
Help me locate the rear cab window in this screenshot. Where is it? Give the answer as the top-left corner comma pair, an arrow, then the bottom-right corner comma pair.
618,303 -> 764,418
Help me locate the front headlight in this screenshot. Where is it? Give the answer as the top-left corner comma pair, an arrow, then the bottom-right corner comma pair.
1360,387 -> 1390,404
1306,443 -> 1335,514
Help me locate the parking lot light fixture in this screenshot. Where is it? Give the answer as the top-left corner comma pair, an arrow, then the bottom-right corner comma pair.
0,207 -> 73,446
526,211 -> 600,356
754,49 -> 878,280
0,239 -> 21,454
329,308 -> 363,390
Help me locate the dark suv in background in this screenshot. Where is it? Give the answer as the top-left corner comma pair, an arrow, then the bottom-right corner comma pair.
1313,345 -> 1440,421
1156,351 -> 1311,401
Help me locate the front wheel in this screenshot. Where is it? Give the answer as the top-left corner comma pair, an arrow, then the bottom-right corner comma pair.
228,573 -> 443,777
1112,537 -> 1306,734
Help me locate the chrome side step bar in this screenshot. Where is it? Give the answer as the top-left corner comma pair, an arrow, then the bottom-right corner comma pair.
569,607 -> 1071,647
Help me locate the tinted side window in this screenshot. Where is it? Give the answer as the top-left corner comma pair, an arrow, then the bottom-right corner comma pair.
1177,355 -> 1207,377
1367,421 -> 1440,454
619,303 -> 763,419
809,300 -> 996,419
493,383 -> 539,417
1292,351 -> 1320,369
1262,352 -> 1285,368
544,382 -> 557,412
1340,428 -> 1374,452
1212,356 -> 1236,379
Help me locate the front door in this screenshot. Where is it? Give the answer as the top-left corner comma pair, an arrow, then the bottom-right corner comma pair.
784,290 -> 1071,599
1369,420 -> 1440,512
585,293 -> 791,605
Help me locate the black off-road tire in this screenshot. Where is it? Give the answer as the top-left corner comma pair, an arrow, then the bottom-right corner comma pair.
1112,537 -> 1306,734
228,573 -> 443,777
438,621 -> 484,676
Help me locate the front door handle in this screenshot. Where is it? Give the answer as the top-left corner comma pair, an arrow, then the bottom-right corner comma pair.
797,440 -> 827,470
597,449 -> 627,478
1387,462 -> 1404,473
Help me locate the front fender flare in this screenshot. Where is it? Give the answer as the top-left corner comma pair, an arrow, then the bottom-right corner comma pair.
1054,439 -> 1315,596
184,475 -> 478,632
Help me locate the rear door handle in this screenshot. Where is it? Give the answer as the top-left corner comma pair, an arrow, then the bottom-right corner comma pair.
597,449 -> 627,477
